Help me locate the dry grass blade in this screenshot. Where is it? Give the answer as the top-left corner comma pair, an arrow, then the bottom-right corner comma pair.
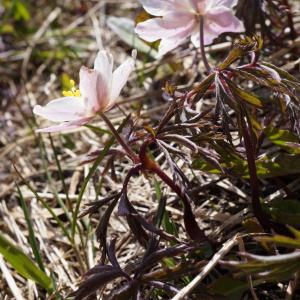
171,235 -> 239,300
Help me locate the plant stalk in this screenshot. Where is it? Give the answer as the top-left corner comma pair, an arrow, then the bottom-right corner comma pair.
241,116 -> 271,232
139,140 -> 208,241
100,112 -> 139,164
199,16 -> 211,74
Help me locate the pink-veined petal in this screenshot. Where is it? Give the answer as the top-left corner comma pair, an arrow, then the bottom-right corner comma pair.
110,57 -> 135,103
139,0 -> 193,16
33,97 -> 86,122
79,66 -> 109,112
94,50 -> 113,89
189,0 -> 206,13
191,23 -> 219,47
158,35 -> 188,57
173,0 -> 197,11
35,117 -> 94,133
139,0 -> 175,16
188,0 -> 198,10
135,11 -> 196,45
205,0 -> 238,10
206,7 -> 244,35
191,6 -> 244,47
157,16 -> 196,56
136,18 -> 170,43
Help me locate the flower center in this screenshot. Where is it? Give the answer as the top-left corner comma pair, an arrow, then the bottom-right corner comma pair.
195,1 -> 206,15
63,79 -> 81,97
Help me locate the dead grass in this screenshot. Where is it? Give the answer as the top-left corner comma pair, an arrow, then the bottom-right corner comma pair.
1,0 -> 300,299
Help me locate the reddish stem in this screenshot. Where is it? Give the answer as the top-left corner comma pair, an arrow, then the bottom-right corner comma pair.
139,140 -> 208,241
240,116 -> 271,232
100,112 -> 139,164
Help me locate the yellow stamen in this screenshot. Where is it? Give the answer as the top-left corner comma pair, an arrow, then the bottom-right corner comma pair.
63,79 -> 81,97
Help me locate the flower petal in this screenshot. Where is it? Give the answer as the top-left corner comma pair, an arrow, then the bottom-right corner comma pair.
36,117 -> 94,133
205,0 -> 238,10
139,0 -> 175,16
110,56 -> 135,103
158,35 -> 188,57
135,11 -> 196,44
191,24 -> 218,47
94,50 -> 113,89
191,7 -> 244,46
157,18 -> 196,56
33,97 -> 86,122
206,7 -> 244,35
139,0 -> 193,16
79,66 -> 109,112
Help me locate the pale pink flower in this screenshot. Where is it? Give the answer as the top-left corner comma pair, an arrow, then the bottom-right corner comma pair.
33,50 -> 135,132
135,0 -> 244,57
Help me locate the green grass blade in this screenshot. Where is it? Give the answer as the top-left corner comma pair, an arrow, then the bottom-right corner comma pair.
13,165 -> 72,243
0,233 -> 52,291
71,136 -> 115,238
17,184 -> 45,272
71,115 -> 131,238
48,133 -> 73,214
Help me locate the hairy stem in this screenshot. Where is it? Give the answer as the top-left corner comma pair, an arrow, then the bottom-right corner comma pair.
199,16 -> 211,74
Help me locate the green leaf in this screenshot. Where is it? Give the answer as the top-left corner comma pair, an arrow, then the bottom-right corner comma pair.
224,78 -> 263,108
233,68 -> 294,97
107,17 -> 158,58
193,73 -> 215,94
0,233 -> 52,290
84,124 -> 112,136
262,62 -> 300,88
257,153 -> 300,178
265,127 -> 300,153
259,233 -> 300,249
226,251 -> 300,282
193,144 -> 300,179
266,199 -> 300,226
61,134 -> 75,150
218,36 -> 263,70
191,73 -> 215,104
17,185 -> 45,272
209,275 -> 248,300
14,0 -> 31,21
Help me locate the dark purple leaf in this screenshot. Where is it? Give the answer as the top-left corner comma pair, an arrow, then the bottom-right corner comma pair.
191,73 -> 215,104
96,195 -> 120,263
222,75 -> 263,108
133,212 -> 179,244
85,264 -> 115,276
107,239 -> 130,280
79,192 -> 120,218
183,200 -> 207,241
72,270 -> 124,300
108,280 -> 140,300
135,244 -> 189,275
118,193 -> 149,247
